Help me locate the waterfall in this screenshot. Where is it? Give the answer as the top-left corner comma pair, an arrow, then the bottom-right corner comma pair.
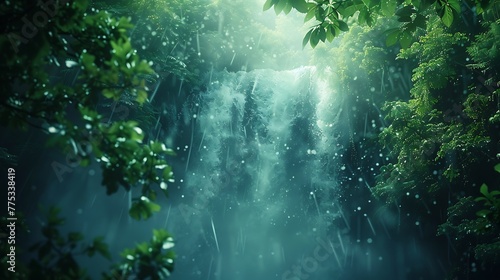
171,67 -> 349,280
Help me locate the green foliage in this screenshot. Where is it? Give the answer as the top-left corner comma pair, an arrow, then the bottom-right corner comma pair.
1,1 -> 177,278
398,22 -> 466,104
437,195 -> 500,267
118,0 -> 208,83
265,0 -> 369,48
438,165 -> 500,267
375,16 -> 499,201
84,116 -> 175,215
310,19 -> 396,82
360,44 -> 388,74
263,0 -> 497,48
5,206 -> 175,280
129,196 -> 162,220
367,10 -> 499,278
276,1 -> 500,278
25,206 -> 110,280
104,229 -> 175,280
475,176 -> 500,225
468,19 -> 500,83
0,0 -> 175,219
376,100 -> 443,198
437,122 -> 489,167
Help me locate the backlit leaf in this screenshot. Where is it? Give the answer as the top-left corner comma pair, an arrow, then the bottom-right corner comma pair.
399,31 -> 413,48
310,28 -> 320,48
441,6 -> 453,27
448,0 -> 461,13
274,0 -> 286,14
305,6 -> 316,22
291,0 -> 311,13
263,0 -> 276,11
385,28 -> 400,46
303,28 -> 313,48
326,25 -> 335,42
381,0 -> 397,16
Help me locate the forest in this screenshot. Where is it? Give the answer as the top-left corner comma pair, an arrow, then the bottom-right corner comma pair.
1,0 -> 499,279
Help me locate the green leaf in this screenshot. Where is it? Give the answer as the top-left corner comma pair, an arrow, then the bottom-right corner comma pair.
358,8 -> 368,25
395,5 -> 415,17
291,0 -> 310,13
303,28 -> 313,48
129,198 -> 161,220
315,6 -> 325,21
102,88 -> 117,99
81,53 -> 98,74
358,7 -> 374,26
399,31 -> 413,48
153,229 -> 171,242
447,0 -> 461,13
304,6 -> 316,22
110,40 -> 123,57
117,16 -> 134,30
494,163 -> 500,173
263,0 -> 275,11
398,16 -> 412,22
136,89 -> 148,104
475,4 -> 484,15
148,200 -> 161,212
413,14 -> 427,29
283,2 -> 293,14
274,0 -> 287,14
138,242 -> 151,255
417,0 -> 435,10
338,20 -> 349,32
137,60 -> 154,74
381,0 -> 397,16
326,25 -> 336,42
310,28 -> 320,48
326,6 -> 338,20
385,29 -> 400,46
490,190 -> 500,196
92,236 -> 111,260
68,232 -> 84,243
81,52 -> 95,66
151,141 -> 167,153
164,148 -> 176,156
318,27 -> 327,42
480,183 -> 489,197
121,39 -> 132,56
475,196 -> 488,202
476,209 -> 492,218
441,6 -> 453,27
341,3 -> 365,17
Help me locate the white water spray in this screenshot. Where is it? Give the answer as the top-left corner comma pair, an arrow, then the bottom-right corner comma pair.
171,67 -> 347,279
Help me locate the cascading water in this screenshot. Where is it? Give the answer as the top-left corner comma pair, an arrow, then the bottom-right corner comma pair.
168,66 -> 350,280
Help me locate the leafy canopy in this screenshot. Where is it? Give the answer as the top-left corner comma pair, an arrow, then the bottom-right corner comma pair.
263,0 -> 495,48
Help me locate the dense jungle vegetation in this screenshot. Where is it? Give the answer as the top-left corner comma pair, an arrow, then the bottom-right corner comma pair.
1,0 -> 499,279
